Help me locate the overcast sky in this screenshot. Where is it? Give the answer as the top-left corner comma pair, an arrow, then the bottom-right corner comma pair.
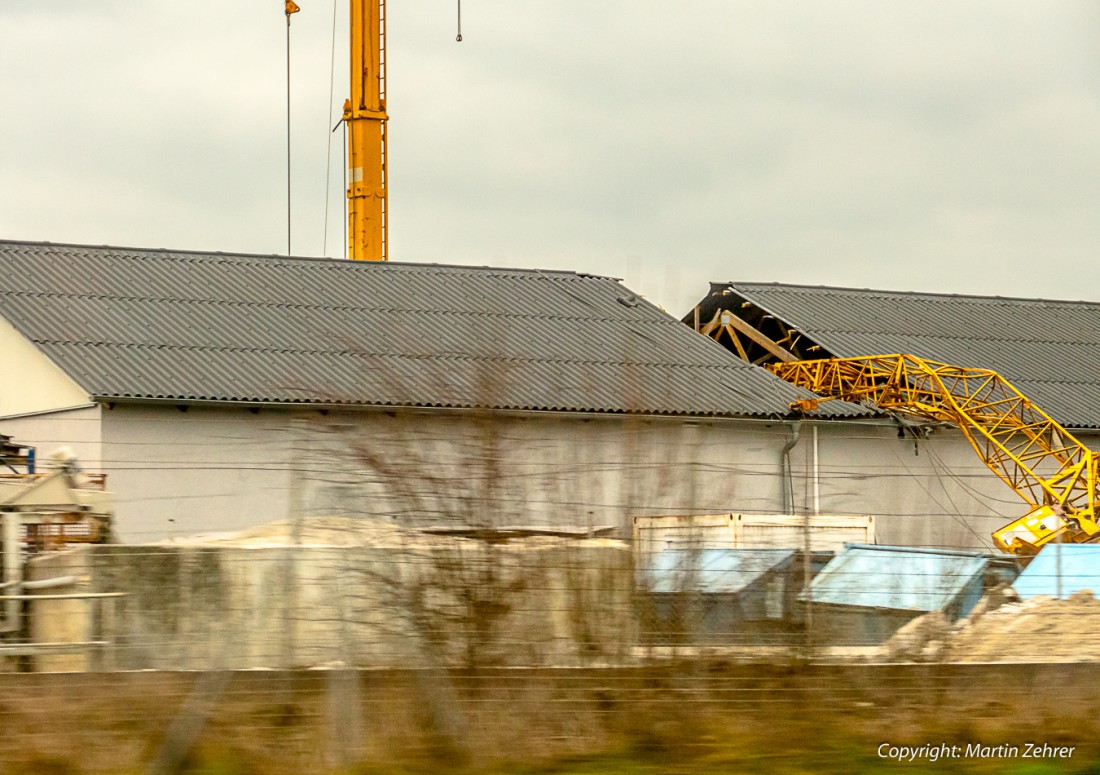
3,2 -> 1099,315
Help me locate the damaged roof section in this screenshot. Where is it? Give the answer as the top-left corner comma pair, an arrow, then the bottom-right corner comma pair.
690,281 -> 1100,429
684,284 -> 827,365
0,241 -> 864,419
802,545 -> 994,614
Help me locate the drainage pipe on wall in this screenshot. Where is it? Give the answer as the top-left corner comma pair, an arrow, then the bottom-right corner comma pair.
812,425 -> 820,516
1,513 -> 20,633
780,422 -> 802,515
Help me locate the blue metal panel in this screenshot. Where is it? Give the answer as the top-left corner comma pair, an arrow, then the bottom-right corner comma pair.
1013,544 -> 1100,600
643,548 -> 796,594
801,545 -> 991,613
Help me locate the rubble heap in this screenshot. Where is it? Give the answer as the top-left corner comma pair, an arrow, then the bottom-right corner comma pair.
882,589 -> 1100,663
944,590 -> 1100,663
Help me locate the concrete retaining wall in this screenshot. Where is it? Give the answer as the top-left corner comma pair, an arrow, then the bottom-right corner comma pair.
23,537 -> 634,672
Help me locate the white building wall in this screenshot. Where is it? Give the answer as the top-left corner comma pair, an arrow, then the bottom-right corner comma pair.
0,315 -> 103,473
93,403 -> 1057,551
301,411 -> 790,534
801,424 -> 1020,551
98,405 -> 793,542
1,404 -> 103,474
0,317 -> 90,417
100,404 -> 296,542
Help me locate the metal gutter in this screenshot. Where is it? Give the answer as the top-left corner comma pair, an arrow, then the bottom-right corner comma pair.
92,394 -> 903,428
0,403 -> 98,421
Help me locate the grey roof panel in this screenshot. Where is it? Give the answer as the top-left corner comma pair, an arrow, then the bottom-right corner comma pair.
0,241 -> 864,418
720,282 -> 1100,428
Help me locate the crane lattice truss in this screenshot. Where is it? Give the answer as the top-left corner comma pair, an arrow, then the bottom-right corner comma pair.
768,354 -> 1100,555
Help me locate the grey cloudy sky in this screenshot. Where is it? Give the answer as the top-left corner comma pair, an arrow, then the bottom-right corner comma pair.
3,1 -> 1099,315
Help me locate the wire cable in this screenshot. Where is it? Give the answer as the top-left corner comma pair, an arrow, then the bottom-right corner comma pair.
285,4 -> 297,255
323,0 -> 339,257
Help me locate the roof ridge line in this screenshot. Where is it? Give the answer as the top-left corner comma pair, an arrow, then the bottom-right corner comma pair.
0,238 -> 617,281
723,280 -> 1100,308
795,327 -> 1100,348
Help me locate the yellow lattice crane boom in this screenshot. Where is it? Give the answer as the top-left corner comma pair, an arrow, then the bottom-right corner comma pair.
345,0 -> 388,261
767,354 -> 1100,555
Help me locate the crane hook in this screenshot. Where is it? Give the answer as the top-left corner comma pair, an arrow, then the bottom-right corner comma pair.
456,0 -> 462,42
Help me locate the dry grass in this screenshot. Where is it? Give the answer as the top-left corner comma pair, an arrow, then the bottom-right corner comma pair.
3,664 -> 1100,774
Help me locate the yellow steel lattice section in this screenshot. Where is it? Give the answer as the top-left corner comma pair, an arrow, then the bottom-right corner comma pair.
768,354 -> 1100,555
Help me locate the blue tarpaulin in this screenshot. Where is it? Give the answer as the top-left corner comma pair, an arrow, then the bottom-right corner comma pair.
1013,544 -> 1100,600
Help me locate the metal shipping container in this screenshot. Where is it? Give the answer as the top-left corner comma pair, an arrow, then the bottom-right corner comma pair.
633,513 -> 875,556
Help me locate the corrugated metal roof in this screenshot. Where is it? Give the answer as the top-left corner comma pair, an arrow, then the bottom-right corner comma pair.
644,548 -> 796,594
715,282 -> 1100,428
0,240 -> 862,418
801,545 -> 990,612
1012,545 -> 1100,600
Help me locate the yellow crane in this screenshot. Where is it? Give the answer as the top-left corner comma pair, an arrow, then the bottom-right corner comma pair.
344,0 -> 388,262
291,1 -> 462,260
288,0 -> 388,261
767,354 -> 1100,556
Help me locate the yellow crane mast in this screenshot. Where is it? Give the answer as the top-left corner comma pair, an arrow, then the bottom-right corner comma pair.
344,0 -> 388,261
767,354 -> 1100,556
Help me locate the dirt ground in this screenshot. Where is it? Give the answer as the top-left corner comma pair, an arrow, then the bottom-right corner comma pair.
4,664 -> 1100,775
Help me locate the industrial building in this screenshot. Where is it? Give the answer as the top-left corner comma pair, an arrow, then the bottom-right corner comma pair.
0,241 -> 1026,549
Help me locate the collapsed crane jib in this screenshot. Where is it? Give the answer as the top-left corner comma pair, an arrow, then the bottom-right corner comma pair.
767,354 -> 1100,556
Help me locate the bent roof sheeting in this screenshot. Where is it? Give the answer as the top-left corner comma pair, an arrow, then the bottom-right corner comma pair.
802,545 -> 990,612
719,282 -> 1100,429
0,241 -> 862,417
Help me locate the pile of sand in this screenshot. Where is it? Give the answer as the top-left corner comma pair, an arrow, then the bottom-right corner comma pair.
160,515 -> 435,548
161,516 -> 625,551
881,589 -> 1100,663
943,590 -> 1100,662
879,610 -> 952,662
